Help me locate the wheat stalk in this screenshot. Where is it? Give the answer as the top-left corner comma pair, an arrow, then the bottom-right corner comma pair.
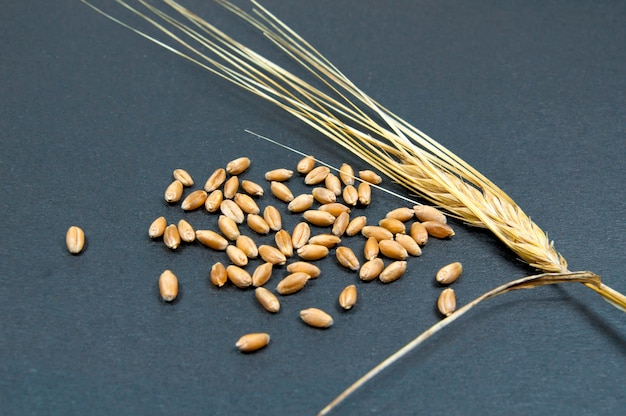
81,0 -> 625,412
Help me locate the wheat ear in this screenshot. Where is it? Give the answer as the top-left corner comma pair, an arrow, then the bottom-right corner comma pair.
80,0 -> 626,412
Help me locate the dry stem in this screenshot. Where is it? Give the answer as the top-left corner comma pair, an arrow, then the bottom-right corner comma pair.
318,270 -> 614,415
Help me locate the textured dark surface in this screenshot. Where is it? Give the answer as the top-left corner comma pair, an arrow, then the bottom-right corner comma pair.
1,1 -> 624,415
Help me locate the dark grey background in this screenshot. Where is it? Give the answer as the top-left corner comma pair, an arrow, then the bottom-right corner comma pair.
1,1 -> 624,415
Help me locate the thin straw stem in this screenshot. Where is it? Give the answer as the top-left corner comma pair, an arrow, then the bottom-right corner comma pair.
318,270 -> 605,415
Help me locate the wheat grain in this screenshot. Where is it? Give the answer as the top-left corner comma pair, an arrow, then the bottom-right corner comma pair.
296,155 -> 315,174
437,288 -> 456,316
226,157 -> 250,175
226,265 -> 252,288
361,226 -> 393,241
164,180 -> 183,203
210,262 -> 228,287
378,218 -> 405,234
345,216 -> 367,236
181,189 -> 207,211
436,262 -> 463,285
260,205 -> 281,232
234,192 -> 260,214
204,168 -> 226,192
220,199 -> 245,224
308,234 -> 341,248
236,234 -> 258,258
288,194 -> 315,213
339,285 -> 358,310
148,216 -> 167,239
409,222 -> 429,246
158,270 -> 178,302
312,187 -> 336,205
173,169 -> 194,187
247,213 -> 270,234
422,221 -> 455,239
339,163 -> 355,186
177,219 -> 196,243
275,229 -> 294,257
252,262 -> 273,287
287,261 -> 321,278
265,168 -> 293,181
359,258 -> 385,282
342,185 -> 358,206
297,244 -> 329,261
359,170 -> 382,184
302,210 -> 336,227
236,332 -> 270,352
379,261 -> 407,283
196,229 -> 228,251
255,287 -> 280,313
240,179 -> 264,196
363,237 -> 379,261
226,245 -> 249,267
395,233 -> 422,257
66,226 -> 85,254
270,181 -> 294,202
304,166 -> 330,185
300,308 -> 333,328
331,211 -> 349,236
336,247 -> 360,271
258,244 -> 287,265
325,173 -> 342,196
319,202 -> 351,217
378,240 -> 408,260
385,207 -> 415,222
205,189 -> 223,213
218,215 -> 240,241
357,182 -> 371,206
163,224 -> 181,250
223,175 -> 239,199
291,222 -> 311,249
276,272 -> 311,295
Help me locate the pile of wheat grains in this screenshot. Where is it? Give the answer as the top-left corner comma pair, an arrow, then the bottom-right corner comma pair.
143,155 -> 462,353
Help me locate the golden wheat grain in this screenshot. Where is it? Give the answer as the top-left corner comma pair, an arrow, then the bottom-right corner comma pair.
159,270 -> 178,302
181,190 -> 207,211
148,216 -> 167,239
236,332 -> 270,352
177,219 -> 196,243
226,265 -> 252,288
345,216 -> 367,236
265,168 -> 293,182
436,262 -> 463,285
287,261 -> 321,279
164,180 -> 183,203
210,262 -> 228,287
226,157 -> 250,175
296,155 -> 315,174
252,262 -> 273,287
66,225 -> 85,254
255,287 -> 280,313
204,168 -> 226,192
223,176 -> 239,199
173,169 -> 194,187
339,285 -> 358,310
205,189 -> 223,213
241,179 -> 264,196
